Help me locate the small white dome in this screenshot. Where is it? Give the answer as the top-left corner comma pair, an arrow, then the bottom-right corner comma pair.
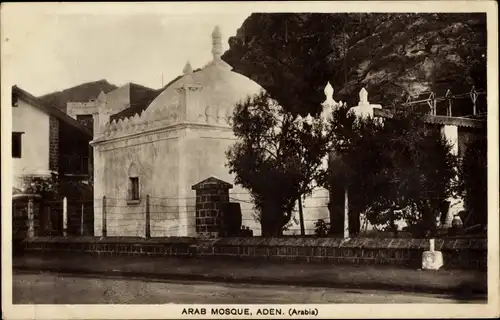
146,60 -> 263,124
145,27 -> 263,124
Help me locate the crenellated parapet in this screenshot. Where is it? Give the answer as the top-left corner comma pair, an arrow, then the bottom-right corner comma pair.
95,105 -> 180,142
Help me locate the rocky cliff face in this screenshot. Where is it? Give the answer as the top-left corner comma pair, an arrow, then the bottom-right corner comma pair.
222,13 -> 486,116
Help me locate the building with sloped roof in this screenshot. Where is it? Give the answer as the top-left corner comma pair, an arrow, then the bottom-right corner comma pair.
11,85 -> 93,190
66,82 -> 161,133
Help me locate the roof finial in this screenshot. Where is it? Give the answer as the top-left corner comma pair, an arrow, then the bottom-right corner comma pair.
324,82 -> 334,102
211,26 -> 222,60
359,87 -> 369,105
183,61 -> 193,75
97,91 -> 107,103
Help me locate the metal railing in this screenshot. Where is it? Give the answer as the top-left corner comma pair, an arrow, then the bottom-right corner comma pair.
403,86 -> 487,118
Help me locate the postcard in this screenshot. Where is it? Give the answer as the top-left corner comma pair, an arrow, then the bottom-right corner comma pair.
1,1 -> 498,319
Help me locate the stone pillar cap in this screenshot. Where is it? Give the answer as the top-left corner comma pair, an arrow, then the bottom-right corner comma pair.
192,176 -> 233,190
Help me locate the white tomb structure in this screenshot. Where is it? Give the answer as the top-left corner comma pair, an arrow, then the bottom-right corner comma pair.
348,87 -> 465,232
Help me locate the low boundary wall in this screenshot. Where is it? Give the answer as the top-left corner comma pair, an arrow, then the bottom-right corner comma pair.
20,236 -> 487,270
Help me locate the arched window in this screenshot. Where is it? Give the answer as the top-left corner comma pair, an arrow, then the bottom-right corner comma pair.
128,163 -> 140,202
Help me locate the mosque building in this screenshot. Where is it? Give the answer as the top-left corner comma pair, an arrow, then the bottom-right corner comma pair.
89,27 -> 330,237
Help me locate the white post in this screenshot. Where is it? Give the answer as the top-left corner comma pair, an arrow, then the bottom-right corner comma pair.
344,188 -> 349,239
63,197 -> 68,237
422,237 -> 443,270
80,203 -> 85,236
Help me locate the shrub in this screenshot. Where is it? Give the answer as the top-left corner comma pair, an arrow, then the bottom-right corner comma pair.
314,219 -> 330,237
457,138 -> 487,227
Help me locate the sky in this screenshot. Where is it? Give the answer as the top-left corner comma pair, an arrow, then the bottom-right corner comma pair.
2,4 -> 254,96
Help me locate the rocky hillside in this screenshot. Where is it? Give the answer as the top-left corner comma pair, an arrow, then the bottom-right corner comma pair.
39,79 -> 117,112
222,13 -> 487,116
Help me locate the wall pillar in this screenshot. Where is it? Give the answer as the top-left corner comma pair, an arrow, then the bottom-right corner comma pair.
27,198 -> 35,238
49,116 -> 59,172
192,177 -> 232,238
440,124 -> 463,228
91,144 -> 104,236
441,125 -> 459,156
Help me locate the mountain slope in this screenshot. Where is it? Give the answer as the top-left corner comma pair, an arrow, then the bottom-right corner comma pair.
39,79 -> 118,112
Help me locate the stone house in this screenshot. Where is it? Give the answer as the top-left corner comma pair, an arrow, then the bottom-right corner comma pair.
11,85 -> 93,190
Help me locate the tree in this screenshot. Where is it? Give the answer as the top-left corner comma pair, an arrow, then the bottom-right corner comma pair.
383,110 -> 458,237
223,13 -> 486,116
457,137 -> 487,227
321,104 -> 393,235
23,173 -> 60,200
226,91 -> 330,236
323,106 -> 458,237
23,173 -> 93,201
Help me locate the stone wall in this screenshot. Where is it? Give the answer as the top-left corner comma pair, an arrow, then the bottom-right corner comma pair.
49,116 -> 59,172
21,236 -> 487,270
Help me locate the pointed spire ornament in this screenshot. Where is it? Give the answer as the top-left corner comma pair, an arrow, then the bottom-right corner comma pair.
211,26 -> 222,60
359,87 -> 369,105
183,61 -> 193,75
324,82 -> 334,102
97,91 -> 107,102
349,87 -> 382,120
322,81 -> 339,109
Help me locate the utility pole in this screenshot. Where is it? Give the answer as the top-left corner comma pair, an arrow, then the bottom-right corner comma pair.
344,188 -> 349,239
298,196 -> 305,236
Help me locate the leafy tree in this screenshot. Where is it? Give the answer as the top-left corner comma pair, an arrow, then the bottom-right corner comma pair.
23,173 -> 60,200
383,110 -> 458,237
321,104 -> 392,235
226,91 -> 330,236
23,173 -> 93,201
314,219 -> 330,237
457,137 -> 487,227
223,13 -> 486,116
323,106 -> 458,237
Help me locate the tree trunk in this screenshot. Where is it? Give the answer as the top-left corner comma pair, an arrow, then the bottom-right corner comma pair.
260,204 -> 285,237
328,184 -> 346,236
349,208 -> 361,237
298,197 -> 305,236
261,221 -> 284,237
389,216 -> 398,237
417,201 -> 438,238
